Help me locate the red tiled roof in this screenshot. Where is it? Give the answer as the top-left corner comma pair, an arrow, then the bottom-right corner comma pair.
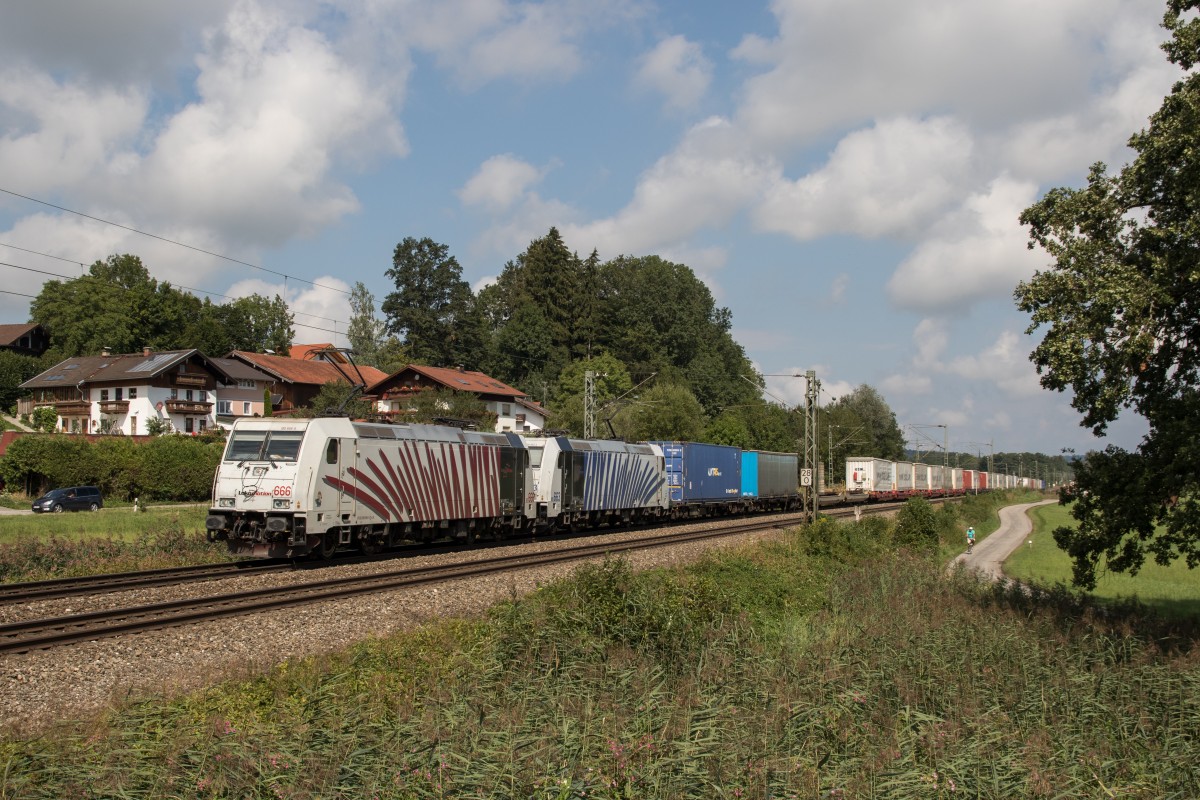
230,351 -> 386,387
288,343 -> 348,363
391,364 -> 528,397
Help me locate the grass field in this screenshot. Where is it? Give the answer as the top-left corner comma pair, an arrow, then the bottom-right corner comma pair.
0,505 -> 208,545
1004,501 -> 1200,619
3,497 -> 1198,799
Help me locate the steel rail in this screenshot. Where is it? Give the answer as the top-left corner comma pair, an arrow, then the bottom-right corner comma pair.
0,559 -> 295,605
0,516 -> 805,655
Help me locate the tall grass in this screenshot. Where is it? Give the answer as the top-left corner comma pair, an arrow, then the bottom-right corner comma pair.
2,494 -> 1197,798
0,518 -> 231,582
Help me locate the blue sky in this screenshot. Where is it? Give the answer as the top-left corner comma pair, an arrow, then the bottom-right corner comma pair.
0,0 -> 1177,457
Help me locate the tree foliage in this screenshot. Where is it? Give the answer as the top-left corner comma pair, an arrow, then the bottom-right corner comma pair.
0,350 -> 49,412
1014,2 -> 1200,587
30,253 -> 294,359
382,237 -> 484,369
402,388 -> 495,429
824,385 -> 905,461
347,281 -> 386,367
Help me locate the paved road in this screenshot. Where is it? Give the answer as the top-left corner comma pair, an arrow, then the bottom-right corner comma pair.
950,499 -> 1057,581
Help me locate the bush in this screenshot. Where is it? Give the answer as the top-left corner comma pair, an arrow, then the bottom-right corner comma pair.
893,496 -> 939,553
0,433 -> 221,501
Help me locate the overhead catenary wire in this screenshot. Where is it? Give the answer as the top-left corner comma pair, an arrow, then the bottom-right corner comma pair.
0,186 -> 351,296
0,259 -> 348,338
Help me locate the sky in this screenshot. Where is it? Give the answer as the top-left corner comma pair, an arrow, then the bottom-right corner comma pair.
0,0 -> 1179,460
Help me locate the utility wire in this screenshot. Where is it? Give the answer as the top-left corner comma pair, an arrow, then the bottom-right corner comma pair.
0,186 -> 351,296
0,250 -> 347,327
0,260 -> 345,337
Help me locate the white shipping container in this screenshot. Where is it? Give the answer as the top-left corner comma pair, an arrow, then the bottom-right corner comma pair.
928,464 -> 945,491
913,463 -> 930,491
844,457 -> 894,493
950,468 -> 963,491
894,462 -> 915,492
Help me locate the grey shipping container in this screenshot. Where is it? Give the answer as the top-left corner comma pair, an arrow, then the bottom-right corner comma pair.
650,441 -> 742,503
750,450 -> 799,498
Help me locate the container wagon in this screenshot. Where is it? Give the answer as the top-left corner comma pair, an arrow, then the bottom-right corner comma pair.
845,457 -> 895,499
650,441 -> 742,517
741,450 -> 801,512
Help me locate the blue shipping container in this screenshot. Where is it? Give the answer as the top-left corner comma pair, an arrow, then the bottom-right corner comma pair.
742,451 -> 760,498
651,441 -> 742,503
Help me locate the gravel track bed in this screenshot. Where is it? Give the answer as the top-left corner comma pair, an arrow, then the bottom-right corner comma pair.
0,514 -> 806,737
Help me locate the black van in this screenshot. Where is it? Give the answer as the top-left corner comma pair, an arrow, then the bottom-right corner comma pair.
31,486 -> 104,513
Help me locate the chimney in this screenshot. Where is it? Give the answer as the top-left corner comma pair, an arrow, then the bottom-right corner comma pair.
143,346 -> 151,357
456,365 -> 464,372
101,347 -> 111,357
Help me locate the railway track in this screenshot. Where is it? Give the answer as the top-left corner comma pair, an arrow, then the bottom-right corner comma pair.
0,515 -> 809,655
0,559 -> 295,605
0,500 -> 923,655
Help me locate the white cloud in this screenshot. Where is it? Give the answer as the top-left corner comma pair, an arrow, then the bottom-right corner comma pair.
756,116 -> 974,240
0,68 -> 147,193
946,329 -> 1042,397
829,273 -> 849,304
732,0 -> 1141,150
562,116 -> 777,258
633,35 -> 712,111
459,154 -> 545,212
881,372 -> 932,396
133,2 -> 406,246
886,175 -> 1043,313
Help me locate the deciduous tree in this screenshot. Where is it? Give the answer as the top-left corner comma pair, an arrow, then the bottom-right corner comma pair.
1014,1 -> 1200,587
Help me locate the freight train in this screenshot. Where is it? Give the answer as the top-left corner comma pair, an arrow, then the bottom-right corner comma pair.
843,456 -> 1045,501
206,417 -> 1040,559
206,418 -> 803,558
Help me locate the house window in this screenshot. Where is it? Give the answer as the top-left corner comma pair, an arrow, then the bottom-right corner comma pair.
515,413 -> 525,424
129,388 -> 137,400
501,404 -> 512,416
198,418 -> 207,432
130,416 -> 137,434
170,388 -> 178,400
185,389 -> 194,401
243,401 -> 251,415
185,417 -> 194,433
100,389 -> 109,402
218,401 -> 232,415
238,379 -> 256,389
115,388 -> 123,401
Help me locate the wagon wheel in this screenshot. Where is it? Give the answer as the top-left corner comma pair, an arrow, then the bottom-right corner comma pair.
317,531 -> 338,559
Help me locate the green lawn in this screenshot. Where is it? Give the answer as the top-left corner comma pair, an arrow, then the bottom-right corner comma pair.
1005,501 -> 1200,619
0,505 -> 208,545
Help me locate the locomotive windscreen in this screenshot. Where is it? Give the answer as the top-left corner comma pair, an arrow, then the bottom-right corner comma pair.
224,429 -> 305,462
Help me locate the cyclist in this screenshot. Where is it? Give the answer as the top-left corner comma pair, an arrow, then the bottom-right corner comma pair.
965,526 -> 976,554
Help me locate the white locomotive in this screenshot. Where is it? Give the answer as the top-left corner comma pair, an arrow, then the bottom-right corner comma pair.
207,417 -> 533,558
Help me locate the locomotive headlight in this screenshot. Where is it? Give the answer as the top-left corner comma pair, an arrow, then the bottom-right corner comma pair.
219,498 -> 235,508
273,498 -> 291,509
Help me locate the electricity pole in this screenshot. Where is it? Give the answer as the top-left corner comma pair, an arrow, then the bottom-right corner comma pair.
802,370 -> 820,523
584,370 -> 596,439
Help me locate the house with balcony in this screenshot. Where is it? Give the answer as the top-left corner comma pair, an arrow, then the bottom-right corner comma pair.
17,348 -> 266,435
368,364 -> 547,433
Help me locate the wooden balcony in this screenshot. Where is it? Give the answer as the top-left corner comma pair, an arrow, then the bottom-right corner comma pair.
164,399 -> 213,414
53,400 -> 92,415
98,400 -> 129,414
